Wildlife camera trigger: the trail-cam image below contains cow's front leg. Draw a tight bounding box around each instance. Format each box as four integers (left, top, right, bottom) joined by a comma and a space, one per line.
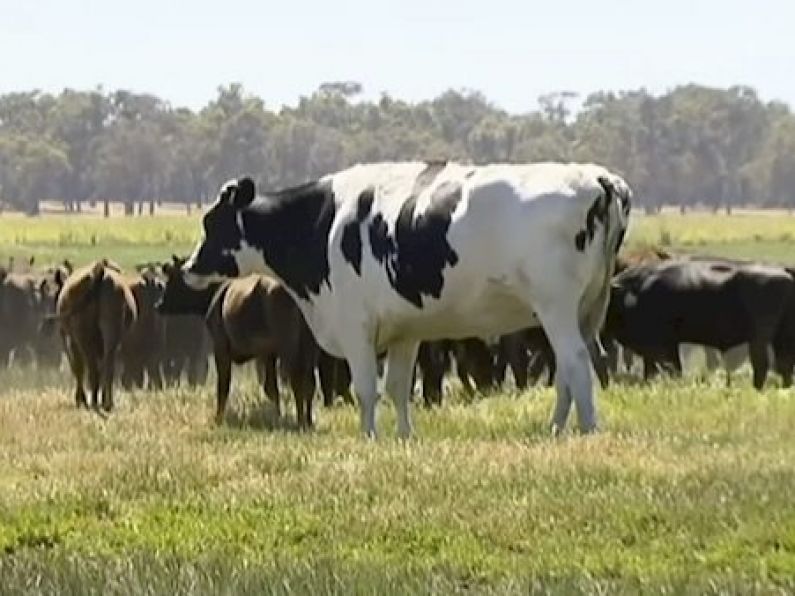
345, 342, 380, 439
385, 340, 420, 439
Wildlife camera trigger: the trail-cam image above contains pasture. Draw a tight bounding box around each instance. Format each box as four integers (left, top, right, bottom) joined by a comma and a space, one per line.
1, 209, 795, 594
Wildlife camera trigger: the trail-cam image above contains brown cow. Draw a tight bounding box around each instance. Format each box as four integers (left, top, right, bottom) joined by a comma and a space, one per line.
156, 257, 317, 429
51, 259, 137, 411
119, 270, 166, 390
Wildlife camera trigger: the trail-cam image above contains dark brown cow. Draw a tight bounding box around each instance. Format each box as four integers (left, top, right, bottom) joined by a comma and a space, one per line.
52, 259, 137, 411
415, 338, 497, 406
134, 262, 209, 388
119, 271, 166, 390
32, 260, 73, 367
605, 258, 794, 389
156, 258, 317, 428
318, 349, 353, 407
0, 268, 41, 367
161, 314, 210, 387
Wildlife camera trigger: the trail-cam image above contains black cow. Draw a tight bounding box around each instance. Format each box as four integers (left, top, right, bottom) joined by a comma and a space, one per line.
604, 258, 795, 389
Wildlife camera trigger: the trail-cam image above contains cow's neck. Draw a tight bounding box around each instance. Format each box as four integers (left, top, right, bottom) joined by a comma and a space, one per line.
175, 281, 222, 317
240, 182, 335, 301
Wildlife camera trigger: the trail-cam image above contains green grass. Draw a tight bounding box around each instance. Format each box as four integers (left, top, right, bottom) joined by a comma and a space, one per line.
3, 208, 795, 270
1, 365, 794, 594
0, 214, 199, 269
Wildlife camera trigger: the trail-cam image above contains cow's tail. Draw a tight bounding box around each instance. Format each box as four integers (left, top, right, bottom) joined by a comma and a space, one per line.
579, 175, 631, 343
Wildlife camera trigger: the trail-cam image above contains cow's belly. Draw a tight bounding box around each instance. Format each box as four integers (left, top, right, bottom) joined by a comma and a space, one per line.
374, 285, 542, 348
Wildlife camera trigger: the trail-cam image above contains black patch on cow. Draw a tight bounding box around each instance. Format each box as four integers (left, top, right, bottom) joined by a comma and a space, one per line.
575, 231, 587, 251
464, 169, 476, 179
341, 187, 376, 276
368, 170, 462, 308
357, 186, 374, 219
368, 214, 394, 263
240, 181, 337, 301
573, 178, 611, 252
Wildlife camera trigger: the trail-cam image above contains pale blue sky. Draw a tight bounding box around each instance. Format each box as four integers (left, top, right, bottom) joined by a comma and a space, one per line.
1, 0, 793, 112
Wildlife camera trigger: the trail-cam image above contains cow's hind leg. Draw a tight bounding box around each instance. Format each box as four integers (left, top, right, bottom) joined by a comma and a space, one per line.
533, 301, 596, 434
64, 336, 87, 408
259, 354, 280, 418
384, 340, 420, 439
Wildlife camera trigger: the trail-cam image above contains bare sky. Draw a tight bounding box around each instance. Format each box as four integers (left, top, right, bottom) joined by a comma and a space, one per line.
2, 0, 793, 112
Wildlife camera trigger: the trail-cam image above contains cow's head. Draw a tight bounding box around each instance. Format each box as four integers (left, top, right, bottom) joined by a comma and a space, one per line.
157, 255, 218, 317
183, 177, 261, 289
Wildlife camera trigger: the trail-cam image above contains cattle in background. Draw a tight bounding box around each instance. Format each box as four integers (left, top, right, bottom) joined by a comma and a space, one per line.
414, 338, 496, 406
415, 340, 451, 407
51, 259, 137, 410
161, 315, 210, 387
156, 260, 317, 428
605, 258, 794, 389
317, 349, 353, 407
0, 257, 71, 368
119, 270, 166, 390
0, 265, 41, 367
33, 260, 73, 368
136, 260, 209, 388
610, 245, 674, 376
183, 160, 631, 437
495, 327, 612, 390
772, 267, 795, 387
495, 331, 531, 390
678, 342, 751, 385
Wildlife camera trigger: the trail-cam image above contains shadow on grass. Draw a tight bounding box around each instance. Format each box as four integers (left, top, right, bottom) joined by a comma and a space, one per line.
220, 400, 323, 435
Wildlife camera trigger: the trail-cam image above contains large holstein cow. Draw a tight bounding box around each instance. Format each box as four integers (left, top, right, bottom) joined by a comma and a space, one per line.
604, 258, 794, 389
182, 161, 632, 437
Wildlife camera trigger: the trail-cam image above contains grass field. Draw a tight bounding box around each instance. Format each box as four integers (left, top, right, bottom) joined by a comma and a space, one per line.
1, 209, 795, 594
2, 207, 795, 269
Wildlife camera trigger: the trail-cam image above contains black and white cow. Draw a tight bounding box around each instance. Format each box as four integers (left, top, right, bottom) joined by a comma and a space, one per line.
183, 161, 632, 438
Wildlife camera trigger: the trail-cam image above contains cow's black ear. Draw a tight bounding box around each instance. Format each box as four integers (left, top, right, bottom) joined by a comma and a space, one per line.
232, 177, 256, 210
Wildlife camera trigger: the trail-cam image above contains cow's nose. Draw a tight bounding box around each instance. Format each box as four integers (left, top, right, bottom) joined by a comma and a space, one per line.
182, 270, 209, 290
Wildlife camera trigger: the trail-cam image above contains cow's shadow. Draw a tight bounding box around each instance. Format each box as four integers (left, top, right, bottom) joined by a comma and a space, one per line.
220, 401, 319, 434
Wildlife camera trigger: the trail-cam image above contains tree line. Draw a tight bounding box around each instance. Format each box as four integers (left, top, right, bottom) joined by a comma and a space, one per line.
0, 82, 794, 215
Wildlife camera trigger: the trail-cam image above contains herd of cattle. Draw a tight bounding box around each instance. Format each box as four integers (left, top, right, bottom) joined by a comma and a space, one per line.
3, 160, 795, 437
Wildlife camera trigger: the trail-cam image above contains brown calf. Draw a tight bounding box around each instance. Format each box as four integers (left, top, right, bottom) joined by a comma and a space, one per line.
156, 258, 317, 428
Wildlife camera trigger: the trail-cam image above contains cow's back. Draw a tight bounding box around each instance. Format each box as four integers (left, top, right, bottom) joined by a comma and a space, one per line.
325, 161, 626, 346
610, 260, 792, 351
